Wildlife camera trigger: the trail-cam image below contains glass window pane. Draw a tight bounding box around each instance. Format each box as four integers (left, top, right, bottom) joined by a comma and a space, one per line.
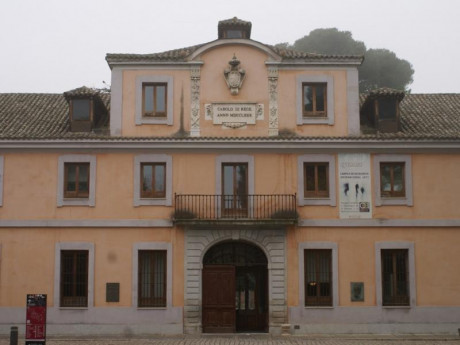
144, 86, 154, 113
142, 165, 153, 193
156, 86, 166, 112
393, 164, 404, 192
78, 165, 89, 192
223, 165, 234, 195
305, 164, 315, 191
381, 165, 392, 192
303, 85, 313, 112
317, 164, 328, 191
154, 165, 165, 193
66, 164, 76, 191
73, 99, 90, 121
316, 85, 325, 111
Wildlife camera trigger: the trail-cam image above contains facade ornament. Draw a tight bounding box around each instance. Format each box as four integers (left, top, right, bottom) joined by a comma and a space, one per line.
190, 66, 201, 136
268, 66, 279, 136
224, 54, 245, 95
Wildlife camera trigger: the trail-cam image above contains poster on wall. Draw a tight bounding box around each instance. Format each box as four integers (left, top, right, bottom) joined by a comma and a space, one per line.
338, 153, 372, 219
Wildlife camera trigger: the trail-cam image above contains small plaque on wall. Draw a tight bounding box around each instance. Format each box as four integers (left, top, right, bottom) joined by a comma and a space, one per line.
350, 282, 364, 302
106, 283, 120, 302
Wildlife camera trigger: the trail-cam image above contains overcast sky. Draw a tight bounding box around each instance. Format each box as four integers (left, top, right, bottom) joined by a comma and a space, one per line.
0, 0, 459, 94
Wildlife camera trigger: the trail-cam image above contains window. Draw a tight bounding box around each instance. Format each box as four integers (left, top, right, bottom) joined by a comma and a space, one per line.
381, 249, 409, 306
140, 163, 166, 198
299, 242, 338, 308
71, 99, 91, 121
57, 155, 96, 207
304, 162, 329, 198
296, 75, 334, 125
380, 162, 405, 198
375, 242, 415, 308
298, 155, 336, 206
142, 83, 167, 117
134, 154, 172, 206
60, 250, 88, 307
304, 249, 332, 306
133, 242, 172, 308
222, 163, 248, 215
64, 163, 90, 198
374, 155, 412, 206
138, 250, 166, 307
135, 76, 173, 125
302, 83, 327, 117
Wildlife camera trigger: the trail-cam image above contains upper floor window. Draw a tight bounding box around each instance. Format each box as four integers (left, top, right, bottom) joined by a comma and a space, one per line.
64, 163, 90, 199
298, 154, 336, 206
141, 163, 166, 198
303, 83, 327, 117
72, 99, 91, 121
57, 155, 96, 207
134, 154, 172, 206
135, 76, 173, 125
380, 162, 405, 198
373, 155, 412, 206
142, 83, 167, 118
304, 162, 329, 198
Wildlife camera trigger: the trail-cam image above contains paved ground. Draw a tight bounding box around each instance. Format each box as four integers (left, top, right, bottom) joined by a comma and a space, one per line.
1, 335, 460, 345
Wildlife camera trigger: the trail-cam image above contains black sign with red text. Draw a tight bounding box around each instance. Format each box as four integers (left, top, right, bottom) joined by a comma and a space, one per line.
26, 294, 46, 345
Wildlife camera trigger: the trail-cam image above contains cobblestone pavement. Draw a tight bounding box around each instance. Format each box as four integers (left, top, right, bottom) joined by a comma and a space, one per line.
1, 335, 460, 345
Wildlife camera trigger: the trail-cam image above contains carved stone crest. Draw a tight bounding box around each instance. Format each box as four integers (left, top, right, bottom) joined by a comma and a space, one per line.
224, 54, 245, 95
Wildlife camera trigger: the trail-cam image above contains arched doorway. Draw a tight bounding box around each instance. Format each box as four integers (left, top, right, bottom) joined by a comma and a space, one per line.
202, 241, 268, 333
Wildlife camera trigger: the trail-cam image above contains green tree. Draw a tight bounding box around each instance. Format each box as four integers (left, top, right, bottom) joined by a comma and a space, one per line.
279, 28, 414, 92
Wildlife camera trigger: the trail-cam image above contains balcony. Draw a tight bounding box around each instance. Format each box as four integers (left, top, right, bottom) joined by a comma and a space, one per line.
173, 194, 298, 227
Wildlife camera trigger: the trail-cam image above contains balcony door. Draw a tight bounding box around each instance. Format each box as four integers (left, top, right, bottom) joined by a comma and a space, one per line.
222, 163, 248, 217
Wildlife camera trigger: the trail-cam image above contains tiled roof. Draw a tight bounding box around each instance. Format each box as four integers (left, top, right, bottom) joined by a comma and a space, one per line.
0, 90, 110, 139
106, 43, 363, 64
0, 92, 459, 141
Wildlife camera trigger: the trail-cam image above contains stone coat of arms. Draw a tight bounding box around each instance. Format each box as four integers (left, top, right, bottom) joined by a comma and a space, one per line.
224, 54, 245, 95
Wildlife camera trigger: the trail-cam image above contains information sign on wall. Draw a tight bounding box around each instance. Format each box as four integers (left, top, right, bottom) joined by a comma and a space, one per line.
26, 294, 47, 345
338, 153, 372, 219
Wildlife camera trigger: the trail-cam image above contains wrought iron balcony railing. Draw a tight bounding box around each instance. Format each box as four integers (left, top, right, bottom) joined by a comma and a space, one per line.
173, 194, 297, 225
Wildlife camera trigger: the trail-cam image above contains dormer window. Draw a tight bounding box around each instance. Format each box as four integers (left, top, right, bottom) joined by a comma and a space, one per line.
64, 86, 109, 133
360, 88, 405, 134
218, 17, 251, 40
72, 99, 91, 121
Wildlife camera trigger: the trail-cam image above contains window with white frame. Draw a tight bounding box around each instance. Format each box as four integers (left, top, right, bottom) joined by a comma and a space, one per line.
299, 242, 338, 307
54, 242, 94, 308
296, 75, 334, 125
132, 242, 172, 308
134, 154, 172, 206
298, 154, 336, 206
135, 75, 173, 125
57, 155, 96, 207
375, 242, 416, 307
373, 154, 412, 206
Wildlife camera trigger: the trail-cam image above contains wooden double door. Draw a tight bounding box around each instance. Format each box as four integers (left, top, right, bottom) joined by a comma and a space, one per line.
202, 264, 268, 333
202, 241, 269, 333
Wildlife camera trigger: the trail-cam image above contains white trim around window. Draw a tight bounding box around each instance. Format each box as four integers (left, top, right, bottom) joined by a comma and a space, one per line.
298, 242, 339, 307
375, 241, 416, 307
373, 154, 413, 206
297, 154, 336, 206
0, 156, 3, 206
134, 154, 172, 206
135, 75, 174, 125
132, 242, 173, 308
296, 75, 334, 125
54, 242, 94, 309
57, 155, 96, 207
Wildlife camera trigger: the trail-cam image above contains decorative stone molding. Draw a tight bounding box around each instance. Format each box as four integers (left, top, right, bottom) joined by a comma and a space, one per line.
190, 67, 201, 137
224, 55, 245, 95
184, 228, 288, 335
268, 67, 279, 136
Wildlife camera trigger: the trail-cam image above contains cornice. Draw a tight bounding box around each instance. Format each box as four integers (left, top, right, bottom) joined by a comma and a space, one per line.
0, 138, 459, 153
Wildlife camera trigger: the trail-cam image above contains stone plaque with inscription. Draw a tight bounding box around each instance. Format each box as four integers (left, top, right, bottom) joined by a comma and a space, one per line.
205, 103, 263, 128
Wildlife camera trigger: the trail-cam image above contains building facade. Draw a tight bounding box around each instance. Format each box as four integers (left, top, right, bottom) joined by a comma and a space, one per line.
1, 18, 460, 336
